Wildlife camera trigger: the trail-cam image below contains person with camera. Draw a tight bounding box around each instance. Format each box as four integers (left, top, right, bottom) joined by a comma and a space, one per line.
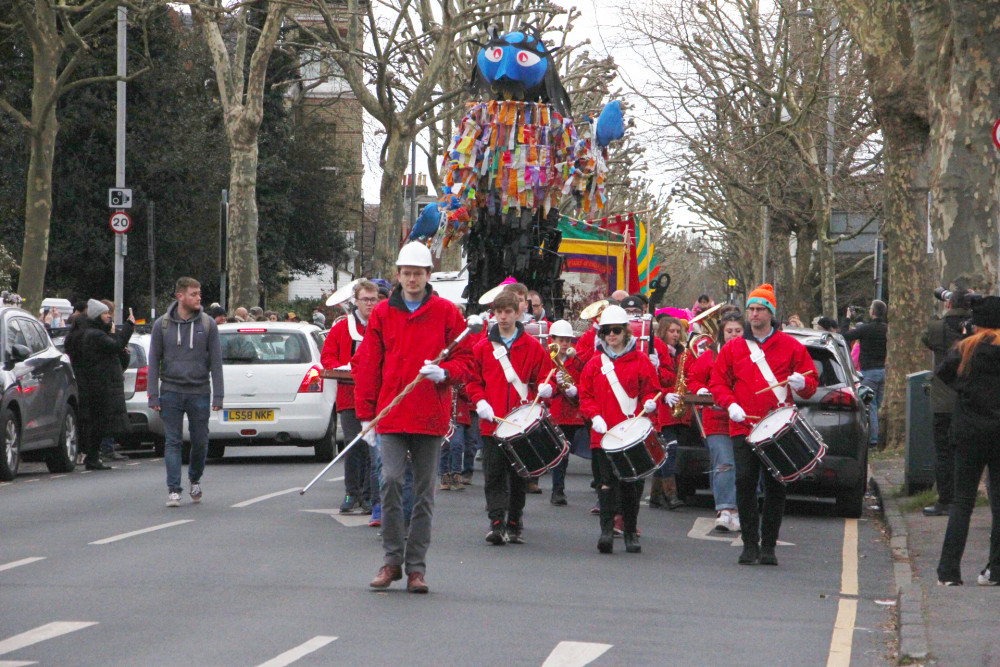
921, 288, 973, 516
842, 300, 888, 448
934, 296, 1000, 586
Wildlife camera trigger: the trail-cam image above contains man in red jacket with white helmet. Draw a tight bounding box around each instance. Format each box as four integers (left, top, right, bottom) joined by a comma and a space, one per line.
353, 242, 473, 594
710, 284, 818, 567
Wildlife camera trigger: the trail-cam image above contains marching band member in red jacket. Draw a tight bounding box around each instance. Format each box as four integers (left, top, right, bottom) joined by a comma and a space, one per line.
579, 305, 660, 555
710, 284, 818, 567
354, 243, 473, 594
321, 279, 378, 516
687, 310, 745, 533
545, 319, 587, 506
468, 290, 554, 545
653, 315, 695, 510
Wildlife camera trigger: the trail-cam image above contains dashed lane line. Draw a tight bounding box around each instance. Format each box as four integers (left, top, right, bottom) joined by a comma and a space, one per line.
255, 636, 338, 667
826, 518, 859, 667
541, 641, 612, 666
0, 557, 46, 573
0, 622, 98, 657
232, 488, 302, 508
89, 520, 194, 545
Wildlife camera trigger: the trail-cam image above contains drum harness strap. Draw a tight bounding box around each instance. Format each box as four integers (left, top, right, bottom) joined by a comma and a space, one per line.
347, 313, 364, 352
491, 341, 529, 402
745, 340, 789, 405
600, 354, 638, 416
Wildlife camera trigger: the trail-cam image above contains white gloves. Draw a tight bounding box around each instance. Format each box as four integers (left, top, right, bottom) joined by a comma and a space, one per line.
476, 400, 495, 422
467, 314, 483, 329
696, 387, 711, 397
564, 385, 578, 398
788, 372, 806, 392
537, 383, 553, 399
643, 399, 658, 414
556, 371, 570, 386
728, 403, 746, 423
665, 392, 682, 407
649, 353, 660, 368
420, 361, 447, 383
591, 415, 608, 434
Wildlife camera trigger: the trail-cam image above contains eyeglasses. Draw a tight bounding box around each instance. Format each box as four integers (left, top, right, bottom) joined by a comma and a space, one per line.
599, 326, 625, 336
357, 298, 378, 304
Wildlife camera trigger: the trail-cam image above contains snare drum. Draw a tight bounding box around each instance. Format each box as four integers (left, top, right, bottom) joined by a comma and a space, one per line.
494, 404, 570, 478
600, 416, 669, 481
746, 406, 827, 484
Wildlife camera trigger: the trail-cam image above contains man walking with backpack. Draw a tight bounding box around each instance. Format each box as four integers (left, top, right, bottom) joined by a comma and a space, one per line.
148, 277, 224, 507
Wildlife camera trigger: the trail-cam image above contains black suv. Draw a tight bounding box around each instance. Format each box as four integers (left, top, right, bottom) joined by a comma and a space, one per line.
1, 307, 79, 480
675, 327, 873, 517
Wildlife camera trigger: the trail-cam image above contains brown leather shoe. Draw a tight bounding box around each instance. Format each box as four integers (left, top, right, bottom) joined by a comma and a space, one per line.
369, 564, 402, 589
526, 481, 542, 494
407, 571, 429, 594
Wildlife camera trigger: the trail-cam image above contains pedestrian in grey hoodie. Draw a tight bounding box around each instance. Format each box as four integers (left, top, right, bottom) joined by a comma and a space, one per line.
148, 277, 224, 507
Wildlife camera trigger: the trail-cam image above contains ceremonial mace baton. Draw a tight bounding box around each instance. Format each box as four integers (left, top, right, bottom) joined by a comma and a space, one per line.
300, 327, 472, 495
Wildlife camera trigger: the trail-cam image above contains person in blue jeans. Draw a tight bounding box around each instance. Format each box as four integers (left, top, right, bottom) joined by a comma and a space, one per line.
842, 300, 887, 446
148, 277, 224, 508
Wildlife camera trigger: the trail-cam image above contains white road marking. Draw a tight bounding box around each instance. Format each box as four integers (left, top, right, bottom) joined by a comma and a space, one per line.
0, 557, 45, 573
24, 479, 39, 483
50, 475, 67, 479
299, 510, 370, 527
89, 520, 193, 545
232, 488, 302, 508
541, 641, 612, 667
255, 636, 338, 667
0, 659, 38, 666
324, 476, 345, 482
687, 517, 794, 546
126, 462, 141, 467
0, 622, 98, 656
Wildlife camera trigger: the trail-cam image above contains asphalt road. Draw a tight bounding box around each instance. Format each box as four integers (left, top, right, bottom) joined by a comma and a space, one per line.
2, 446, 896, 666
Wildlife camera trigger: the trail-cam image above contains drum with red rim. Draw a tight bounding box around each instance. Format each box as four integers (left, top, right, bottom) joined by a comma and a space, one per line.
746, 406, 827, 484
600, 415, 668, 481
494, 403, 570, 478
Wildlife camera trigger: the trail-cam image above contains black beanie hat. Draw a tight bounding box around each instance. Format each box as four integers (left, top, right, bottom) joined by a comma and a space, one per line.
972, 296, 1000, 329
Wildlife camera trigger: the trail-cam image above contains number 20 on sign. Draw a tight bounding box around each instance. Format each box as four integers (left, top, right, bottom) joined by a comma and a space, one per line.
109, 211, 132, 234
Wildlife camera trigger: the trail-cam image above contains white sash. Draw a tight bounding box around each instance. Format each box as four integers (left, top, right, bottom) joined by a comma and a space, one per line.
745, 339, 788, 404
600, 353, 637, 416
347, 314, 364, 343
491, 341, 529, 402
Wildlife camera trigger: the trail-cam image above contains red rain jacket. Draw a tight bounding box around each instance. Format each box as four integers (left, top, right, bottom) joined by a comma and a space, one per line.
657, 340, 695, 428
579, 341, 661, 448
321, 313, 365, 413
546, 352, 586, 426
687, 348, 729, 437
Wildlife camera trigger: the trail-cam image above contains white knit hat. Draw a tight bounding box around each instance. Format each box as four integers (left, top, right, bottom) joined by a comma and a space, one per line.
87, 298, 109, 320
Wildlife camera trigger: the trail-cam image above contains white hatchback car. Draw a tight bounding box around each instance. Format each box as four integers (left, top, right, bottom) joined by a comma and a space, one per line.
182, 322, 338, 461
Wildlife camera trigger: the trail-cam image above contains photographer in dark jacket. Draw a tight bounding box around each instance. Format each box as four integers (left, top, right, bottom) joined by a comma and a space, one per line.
934, 296, 1000, 586
921, 289, 972, 515
842, 300, 888, 447
64, 299, 135, 470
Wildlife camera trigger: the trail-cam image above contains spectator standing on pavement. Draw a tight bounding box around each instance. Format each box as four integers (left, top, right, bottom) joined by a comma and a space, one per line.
248, 306, 264, 321
233, 306, 249, 322
69, 300, 88, 324
934, 296, 1000, 587
921, 289, 972, 516
354, 243, 473, 594
321, 280, 377, 515
148, 278, 224, 508
710, 284, 818, 566
842, 300, 888, 448
64, 299, 135, 471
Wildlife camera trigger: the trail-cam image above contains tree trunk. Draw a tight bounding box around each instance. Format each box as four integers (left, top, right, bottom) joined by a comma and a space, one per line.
373, 130, 415, 277
17, 58, 60, 311
818, 214, 839, 318
226, 128, 261, 309
880, 116, 933, 450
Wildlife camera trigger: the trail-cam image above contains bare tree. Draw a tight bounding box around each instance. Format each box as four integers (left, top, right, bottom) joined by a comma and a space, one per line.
190, 0, 288, 308
0, 0, 152, 309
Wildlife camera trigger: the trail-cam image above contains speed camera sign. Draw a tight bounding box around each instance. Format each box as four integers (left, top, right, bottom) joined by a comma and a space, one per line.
109, 211, 132, 234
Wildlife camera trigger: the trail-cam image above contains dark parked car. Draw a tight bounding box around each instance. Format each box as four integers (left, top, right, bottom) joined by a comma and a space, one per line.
675, 327, 873, 517
1, 307, 80, 480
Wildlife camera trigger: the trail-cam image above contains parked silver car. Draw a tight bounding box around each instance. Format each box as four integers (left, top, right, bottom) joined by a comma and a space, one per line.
121, 332, 166, 456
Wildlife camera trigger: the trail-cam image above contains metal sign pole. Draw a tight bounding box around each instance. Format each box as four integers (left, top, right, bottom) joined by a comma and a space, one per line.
113, 6, 127, 325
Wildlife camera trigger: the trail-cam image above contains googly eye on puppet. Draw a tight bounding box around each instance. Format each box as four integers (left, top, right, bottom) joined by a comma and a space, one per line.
470, 25, 572, 116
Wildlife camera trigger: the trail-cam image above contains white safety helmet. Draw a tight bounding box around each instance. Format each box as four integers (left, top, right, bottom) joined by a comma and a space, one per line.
549, 319, 576, 338
396, 242, 433, 268
598, 304, 629, 327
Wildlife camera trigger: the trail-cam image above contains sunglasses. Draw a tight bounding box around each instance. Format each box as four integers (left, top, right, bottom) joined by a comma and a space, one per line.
599, 326, 625, 336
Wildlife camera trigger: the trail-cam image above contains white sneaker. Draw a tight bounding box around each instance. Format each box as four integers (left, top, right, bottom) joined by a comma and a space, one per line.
190, 483, 202, 504
727, 512, 741, 533
978, 566, 995, 586
715, 510, 731, 532
166, 492, 181, 507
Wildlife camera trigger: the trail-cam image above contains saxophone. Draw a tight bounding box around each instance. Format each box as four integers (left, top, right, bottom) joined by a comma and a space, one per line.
672, 343, 690, 419
548, 343, 577, 400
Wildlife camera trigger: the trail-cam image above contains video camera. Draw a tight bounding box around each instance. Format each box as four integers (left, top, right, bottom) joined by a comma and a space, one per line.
934, 287, 981, 310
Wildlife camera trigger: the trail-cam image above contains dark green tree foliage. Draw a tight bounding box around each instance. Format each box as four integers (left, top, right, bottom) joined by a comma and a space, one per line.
0, 5, 345, 315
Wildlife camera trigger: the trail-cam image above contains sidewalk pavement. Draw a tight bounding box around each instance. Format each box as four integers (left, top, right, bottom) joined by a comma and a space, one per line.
870, 456, 998, 665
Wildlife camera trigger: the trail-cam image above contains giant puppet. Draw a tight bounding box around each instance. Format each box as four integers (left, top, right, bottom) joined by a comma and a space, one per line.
408, 26, 624, 316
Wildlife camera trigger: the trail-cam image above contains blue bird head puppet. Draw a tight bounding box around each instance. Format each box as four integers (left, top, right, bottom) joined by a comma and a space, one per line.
471, 26, 572, 116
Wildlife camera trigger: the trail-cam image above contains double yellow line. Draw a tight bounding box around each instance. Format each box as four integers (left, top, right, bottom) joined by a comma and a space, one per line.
827, 519, 859, 666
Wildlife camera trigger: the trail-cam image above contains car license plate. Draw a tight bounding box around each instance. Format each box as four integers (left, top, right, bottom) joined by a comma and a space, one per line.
224, 409, 275, 422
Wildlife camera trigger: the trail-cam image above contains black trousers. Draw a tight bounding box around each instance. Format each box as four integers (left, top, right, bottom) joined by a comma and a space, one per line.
734, 435, 786, 548
593, 448, 643, 533
933, 413, 955, 505
483, 435, 526, 523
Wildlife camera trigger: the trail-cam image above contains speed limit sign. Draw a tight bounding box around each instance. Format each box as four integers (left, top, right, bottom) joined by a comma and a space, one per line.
109, 211, 132, 234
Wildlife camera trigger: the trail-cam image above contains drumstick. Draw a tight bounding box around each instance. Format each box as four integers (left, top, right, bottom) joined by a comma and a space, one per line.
530, 368, 557, 408
755, 370, 815, 395
492, 415, 520, 427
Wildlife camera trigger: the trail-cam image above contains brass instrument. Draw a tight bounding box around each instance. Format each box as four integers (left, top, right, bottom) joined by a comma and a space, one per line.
579, 299, 610, 320
671, 343, 691, 419
548, 343, 577, 398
